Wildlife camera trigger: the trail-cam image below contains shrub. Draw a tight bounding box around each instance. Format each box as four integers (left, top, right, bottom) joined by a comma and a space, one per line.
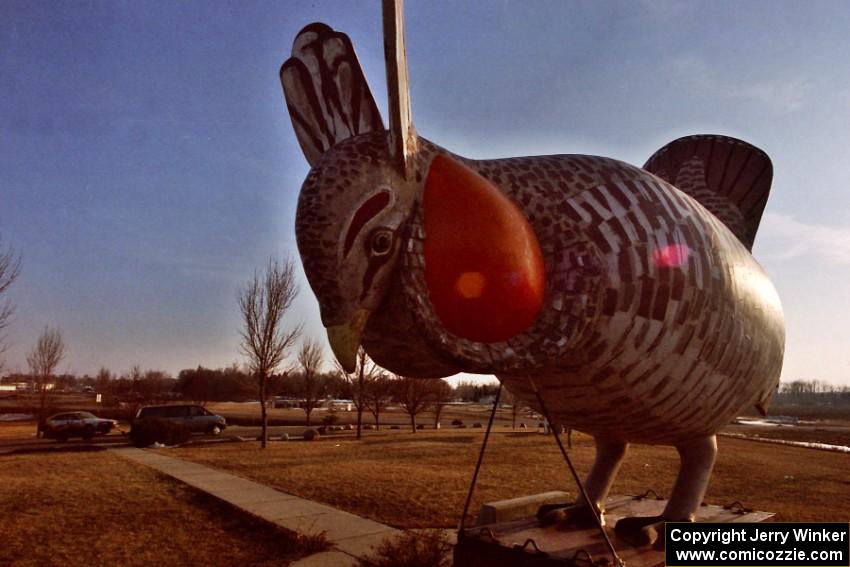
303, 428, 320, 441
451, 419, 463, 426
295, 532, 330, 557
358, 530, 451, 567
129, 418, 190, 447
472, 422, 483, 428
322, 412, 339, 426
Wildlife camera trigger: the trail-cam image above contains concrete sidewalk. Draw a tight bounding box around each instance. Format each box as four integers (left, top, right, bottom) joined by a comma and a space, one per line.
113, 447, 400, 566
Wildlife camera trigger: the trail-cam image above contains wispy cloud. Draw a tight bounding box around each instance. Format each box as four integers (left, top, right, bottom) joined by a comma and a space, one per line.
757, 212, 850, 265
666, 56, 807, 114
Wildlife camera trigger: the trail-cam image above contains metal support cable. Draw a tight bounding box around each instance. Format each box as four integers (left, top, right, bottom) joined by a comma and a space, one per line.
458, 383, 502, 534
528, 377, 625, 567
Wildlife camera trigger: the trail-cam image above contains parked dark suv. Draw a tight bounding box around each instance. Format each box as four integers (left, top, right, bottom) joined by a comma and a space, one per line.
39, 411, 118, 442
133, 404, 226, 435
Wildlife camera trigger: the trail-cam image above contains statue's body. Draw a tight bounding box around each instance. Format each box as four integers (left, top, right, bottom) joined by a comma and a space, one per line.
281, 15, 784, 544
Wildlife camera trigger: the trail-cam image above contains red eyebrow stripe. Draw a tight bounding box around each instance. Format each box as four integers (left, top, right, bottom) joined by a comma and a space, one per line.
343, 191, 391, 256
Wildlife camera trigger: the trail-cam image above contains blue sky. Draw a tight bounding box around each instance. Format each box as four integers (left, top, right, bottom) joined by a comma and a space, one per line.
2, 1, 849, 386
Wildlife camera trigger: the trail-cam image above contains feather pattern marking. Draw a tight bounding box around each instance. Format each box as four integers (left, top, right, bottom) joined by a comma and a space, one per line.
281, 23, 384, 166
644, 135, 773, 251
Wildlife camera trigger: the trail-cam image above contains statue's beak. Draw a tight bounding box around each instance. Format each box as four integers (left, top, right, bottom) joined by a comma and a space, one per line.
326, 308, 371, 373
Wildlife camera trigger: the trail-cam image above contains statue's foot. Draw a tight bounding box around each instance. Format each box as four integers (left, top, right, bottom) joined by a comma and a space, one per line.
537, 503, 602, 529
613, 515, 666, 548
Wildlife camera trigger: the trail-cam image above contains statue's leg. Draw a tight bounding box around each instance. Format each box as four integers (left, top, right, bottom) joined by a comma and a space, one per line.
539, 437, 627, 527
663, 434, 718, 520
615, 434, 717, 546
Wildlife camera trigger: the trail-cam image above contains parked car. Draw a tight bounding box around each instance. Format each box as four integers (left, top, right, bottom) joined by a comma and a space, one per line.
133, 404, 226, 435
39, 411, 118, 442
273, 397, 299, 409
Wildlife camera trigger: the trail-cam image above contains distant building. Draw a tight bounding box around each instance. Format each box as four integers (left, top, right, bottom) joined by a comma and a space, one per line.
0, 382, 38, 392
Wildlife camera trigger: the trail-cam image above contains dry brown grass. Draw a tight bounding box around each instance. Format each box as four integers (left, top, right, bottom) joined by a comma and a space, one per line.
0, 421, 38, 439
168, 429, 850, 528
725, 423, 850, 447
0, 392, 101, 412
0, 450, 326, 567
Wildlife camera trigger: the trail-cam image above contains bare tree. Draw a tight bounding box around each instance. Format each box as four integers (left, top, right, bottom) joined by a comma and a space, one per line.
336, 347, 380, 439
128, 364, 142, 399
502, 387, 526, 430
431, 379, 452, 429
96, 367, 112, 393
26, 326, 66, 433
297, 338, 325, 426
138, 369, 174, 403
239, 258, 301, 448
0, 235, 21, 371
364, 373, 393, 430
393, 375, 434, 433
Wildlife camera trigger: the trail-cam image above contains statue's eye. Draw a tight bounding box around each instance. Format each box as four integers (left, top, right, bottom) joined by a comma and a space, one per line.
343, 190, 391, 257
369, 229, 393, 256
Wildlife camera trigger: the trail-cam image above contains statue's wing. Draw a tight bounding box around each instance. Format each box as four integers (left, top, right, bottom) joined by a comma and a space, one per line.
644, 135, 773, 251
280, 23, 384, 166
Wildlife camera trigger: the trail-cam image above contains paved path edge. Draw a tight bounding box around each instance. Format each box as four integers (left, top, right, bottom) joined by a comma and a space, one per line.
110, 446, 401, 566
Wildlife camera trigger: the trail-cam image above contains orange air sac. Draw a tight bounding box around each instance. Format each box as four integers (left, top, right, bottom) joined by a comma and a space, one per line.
423, 155, 546, 343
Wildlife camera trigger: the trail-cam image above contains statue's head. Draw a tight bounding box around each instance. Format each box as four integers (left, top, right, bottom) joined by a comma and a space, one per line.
294, 133, 419, 371
281, 22, 422, 371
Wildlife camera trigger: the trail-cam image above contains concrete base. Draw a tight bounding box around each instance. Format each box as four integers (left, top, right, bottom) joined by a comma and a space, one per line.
476, 491, 570, 526
456, 493, 774, 567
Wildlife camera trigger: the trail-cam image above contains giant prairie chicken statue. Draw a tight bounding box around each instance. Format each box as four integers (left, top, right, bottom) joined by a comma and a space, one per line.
280, 6, 784, 544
